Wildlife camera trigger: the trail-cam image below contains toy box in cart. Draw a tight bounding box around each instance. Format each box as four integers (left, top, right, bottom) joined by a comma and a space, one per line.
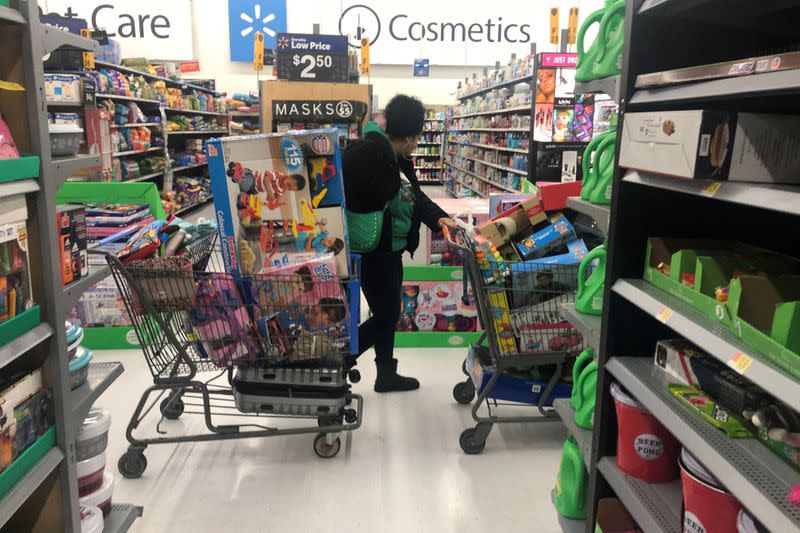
206, 129, 350, 277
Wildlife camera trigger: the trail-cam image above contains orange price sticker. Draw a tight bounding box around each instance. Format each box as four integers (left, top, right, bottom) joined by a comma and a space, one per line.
728, 352, 753, 374
80, 29, 95, 69
700, 182, 721, 197
655, 306, 673, 323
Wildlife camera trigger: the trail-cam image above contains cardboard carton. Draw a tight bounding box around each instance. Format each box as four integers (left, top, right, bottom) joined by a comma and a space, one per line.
476, 197, 546, 247
513, 213, 577, 260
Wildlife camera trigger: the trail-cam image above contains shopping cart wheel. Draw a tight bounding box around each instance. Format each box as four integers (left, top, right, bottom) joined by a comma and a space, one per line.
453, 381, 475, 405
118, 450, 148, 479
348, 369, 361, 383
459, 428, 486, 455
344, 408, 358, 424
313, 433, 341, 459
160, 397, 185, 420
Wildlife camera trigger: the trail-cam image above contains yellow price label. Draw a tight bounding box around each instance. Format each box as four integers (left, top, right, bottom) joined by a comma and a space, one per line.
360, 37, 370, 75
701, 182, 721, 197
80, 29, 95, 69
567, 7, 579, 45
728, 352, 753, 374
550, 8, 560, 44
655, 306, 673, 323
253, 32, 265, 72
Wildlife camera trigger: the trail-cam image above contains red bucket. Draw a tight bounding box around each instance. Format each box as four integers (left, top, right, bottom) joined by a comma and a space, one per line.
680, 448, 742, 533
611, 382, 680, 482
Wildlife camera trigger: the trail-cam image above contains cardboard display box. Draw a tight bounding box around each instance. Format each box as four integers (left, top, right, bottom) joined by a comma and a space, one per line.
476, 197, 546, 248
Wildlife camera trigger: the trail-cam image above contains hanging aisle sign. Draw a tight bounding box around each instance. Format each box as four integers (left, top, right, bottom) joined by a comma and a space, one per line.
273, 100, 366, 121
275, 33, 349, 82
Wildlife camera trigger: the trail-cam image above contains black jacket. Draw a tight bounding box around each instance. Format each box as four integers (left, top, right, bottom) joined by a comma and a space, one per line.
342, 129, 447, 256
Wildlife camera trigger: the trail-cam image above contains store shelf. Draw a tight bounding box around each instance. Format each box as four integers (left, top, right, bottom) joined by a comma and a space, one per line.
623, 170, 800, 217
164, 108, 228, 117
459, 180, 485, 197
51, 153, 102, 181
606, 356, 800, 532
596, 457, 682, 533
0, 179, 40, 199
45, 100, 82, 107
576, 76, 621, 103
111, 122, 161, 129
451, 106, 532, 119
418, 180, 442, 185
612, 278, 800, 413
230, 110, 259, 116
113, 147, 163, 157
172, 161, 208, 172
62, 264, 111, 309
0, 448, 64, 529
457, 74, 535, 100
566, 197, 610, 234
0, 6, 25, 24
97, 93, 161, 105
71, 362, 124, 424
168, 130, 227, 135
560, 302, 602, 349
104, 504, 143, 533
471, 142, 529, 154
423, 129, 444, 133
411, 153, 440, 157
124, 171, 164, 183
0, 323, 54, 373
553, 399, 592, 467
415, 166, 442, 170
459, 127, 530, 133
476, 160, 527, 176
174, 196, 213, 216
446, 162, 519, 193
94, 60, 225, 97
629, 68, 800, 105
41, 24, 98, 55
418, 142, 442, 145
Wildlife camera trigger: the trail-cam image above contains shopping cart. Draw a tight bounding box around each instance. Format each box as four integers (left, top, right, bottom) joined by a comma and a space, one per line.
100, 233, 363, 479
444, 227, 584, 454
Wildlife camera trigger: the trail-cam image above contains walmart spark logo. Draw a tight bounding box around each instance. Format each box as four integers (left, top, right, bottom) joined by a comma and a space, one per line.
229, 0, 287, 62
277, 36, 289, 49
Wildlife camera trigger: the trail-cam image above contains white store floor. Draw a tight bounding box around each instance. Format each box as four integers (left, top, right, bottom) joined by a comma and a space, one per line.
93, 347, 567, 533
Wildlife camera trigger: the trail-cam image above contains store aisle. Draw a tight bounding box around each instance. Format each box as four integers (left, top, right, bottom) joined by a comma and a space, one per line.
94, 348, 565, 533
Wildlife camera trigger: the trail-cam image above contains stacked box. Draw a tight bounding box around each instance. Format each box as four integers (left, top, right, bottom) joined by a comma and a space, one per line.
56, 205, 88, 286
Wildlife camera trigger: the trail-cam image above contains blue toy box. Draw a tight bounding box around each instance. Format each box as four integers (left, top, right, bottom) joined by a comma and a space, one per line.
513, 212, 577, 260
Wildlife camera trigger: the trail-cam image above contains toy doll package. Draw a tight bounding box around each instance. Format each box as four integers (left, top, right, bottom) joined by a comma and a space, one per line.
207, 129, 349, 277
396, 280, 478, 333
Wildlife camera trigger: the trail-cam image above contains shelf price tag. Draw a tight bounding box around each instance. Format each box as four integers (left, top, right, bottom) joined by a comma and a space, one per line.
567, 7, 579, 44
80, 29, 95, 69
700, 182, 721, 197
655, 306, 673, 323
550, 8, 560, 44
253, 32, 265, 72
728, 352, 753, 374
276, 33, 349, 82
360, 37, 370, 76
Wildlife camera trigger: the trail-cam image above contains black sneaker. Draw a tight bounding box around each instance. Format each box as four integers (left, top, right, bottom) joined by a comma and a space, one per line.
374, 360, 420, 393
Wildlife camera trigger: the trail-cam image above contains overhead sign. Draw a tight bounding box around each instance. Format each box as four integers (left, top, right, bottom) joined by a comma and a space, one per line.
273, 100, 366, 121
288, 0, 604, 66
229, 0, 287, 62
38, 0, 193, 60
275, 33, 349, 82
413, 58, 429, 77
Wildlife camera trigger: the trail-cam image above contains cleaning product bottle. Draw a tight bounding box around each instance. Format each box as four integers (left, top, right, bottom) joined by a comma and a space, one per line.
591, 0, 627, 80
575, 0, 616, 82
553, 436, 589, 519
579, 133, 610, 201
571, 348, 595, 408
574, 360, 598, 430
575, 244, 607, 315
588, 133, 617, 205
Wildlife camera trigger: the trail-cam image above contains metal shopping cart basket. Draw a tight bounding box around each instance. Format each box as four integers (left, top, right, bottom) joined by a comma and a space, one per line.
101, 233, 363, 478
444, 227, 584, 454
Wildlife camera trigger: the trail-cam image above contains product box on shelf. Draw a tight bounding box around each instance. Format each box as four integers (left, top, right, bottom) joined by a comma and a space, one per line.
728, 114, 800, 184
476, 197, 546, 247
537, 181, 583, 211
0, 368, 51, 474
756, 425, 800, 472
56, 204, 88, 286
654, 338, 707, 386
72, 280, 132, 328
643, 237, 800, 327
206, 129, 349, 276
513, 213, 577, 261
534, 142, 588, 183
669, 385, 752, 438
727, 275, 800, 381
0, 220, 34, 323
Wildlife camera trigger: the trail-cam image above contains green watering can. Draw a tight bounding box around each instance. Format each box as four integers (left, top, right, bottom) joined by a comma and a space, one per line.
580, 132, 611, 201
575, 0, 617, 82
553, 436, 588, 519
592, 0, 626, 79
574, 360, 598, 430
587, 133, 617, 205
571, 348, 595, 408
575, 244, 607, 316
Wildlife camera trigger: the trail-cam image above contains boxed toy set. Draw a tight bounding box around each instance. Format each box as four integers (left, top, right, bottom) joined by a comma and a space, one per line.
0, 220, 34, 323
396, 279, 478, 333
207, 129, 349, 277
620, 110, 800, 184
56, 204, 88, 286
0, 368, 52, 474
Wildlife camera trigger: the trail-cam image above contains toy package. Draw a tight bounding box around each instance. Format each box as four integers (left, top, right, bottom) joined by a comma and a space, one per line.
396, 281, 478, 333
0, 221, 34, 322
72, 280, 132, 328
0, 368, 51, 473
509, 293, 582, 353
513, 213, 577, 260
207, 129, 349, 276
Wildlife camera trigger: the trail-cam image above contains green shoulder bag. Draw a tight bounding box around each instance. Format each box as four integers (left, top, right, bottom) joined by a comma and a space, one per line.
346, 206, 386, 254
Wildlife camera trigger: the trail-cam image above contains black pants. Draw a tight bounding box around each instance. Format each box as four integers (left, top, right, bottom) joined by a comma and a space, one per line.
358, 251, 404, 366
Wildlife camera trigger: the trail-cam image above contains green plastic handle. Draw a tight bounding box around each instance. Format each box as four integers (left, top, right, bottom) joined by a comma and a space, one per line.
592, 133, 618, 179
577, 7, 607, 57
577, 244, 607, 299
595, 0, 627, 59
575, 360, 598, 411
572, 348, 595, 387
581, 132, 610, 184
